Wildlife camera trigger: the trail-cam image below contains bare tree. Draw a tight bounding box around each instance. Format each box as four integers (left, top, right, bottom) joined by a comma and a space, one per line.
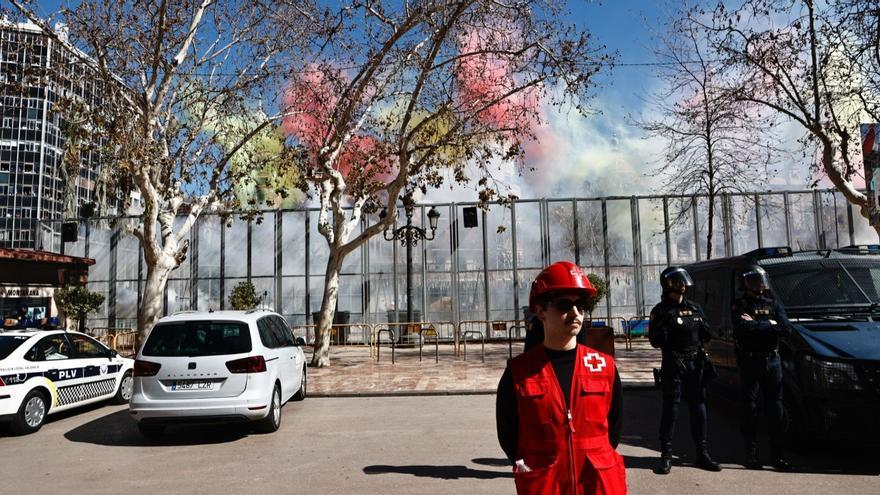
637, 12, 774, 260
832, 1, 880, 123
8, 0, 322, 340
283, 1, 613, 366
703, 0, 880, 235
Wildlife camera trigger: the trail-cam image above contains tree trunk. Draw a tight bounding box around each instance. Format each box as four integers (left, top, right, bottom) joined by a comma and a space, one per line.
311, 250, 344, 367
816, 140, 880, 238
706, 196, 715, 260
137, 258, 174, 343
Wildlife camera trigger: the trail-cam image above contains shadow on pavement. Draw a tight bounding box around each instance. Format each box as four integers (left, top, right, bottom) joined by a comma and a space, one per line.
0, 401, 113, 437
363, 464, 512, 480
621, 388, 880, 476
63, 409, 250, 446
471, 457, 511, 467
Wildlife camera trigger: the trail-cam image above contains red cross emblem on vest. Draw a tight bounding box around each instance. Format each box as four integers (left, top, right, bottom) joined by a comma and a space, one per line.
584, 352, 606, 372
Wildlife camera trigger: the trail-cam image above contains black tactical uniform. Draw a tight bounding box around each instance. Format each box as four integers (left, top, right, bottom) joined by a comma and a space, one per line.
648, 266, 720, 474
731, 265, 792, 470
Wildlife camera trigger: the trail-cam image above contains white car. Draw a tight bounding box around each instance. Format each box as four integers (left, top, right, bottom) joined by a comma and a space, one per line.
129, 310, 307, 437
0, 329, 134, 435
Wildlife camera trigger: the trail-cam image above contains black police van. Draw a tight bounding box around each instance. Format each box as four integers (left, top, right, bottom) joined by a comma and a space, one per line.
685, 246, 880, 443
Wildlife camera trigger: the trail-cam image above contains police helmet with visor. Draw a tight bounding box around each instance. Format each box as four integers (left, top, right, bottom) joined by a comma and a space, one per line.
660, 266, 694, 294
741, 265, 771, 295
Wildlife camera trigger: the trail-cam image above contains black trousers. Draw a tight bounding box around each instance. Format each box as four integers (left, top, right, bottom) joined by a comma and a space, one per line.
738, 353, 784, 453
659, 358, 707, 453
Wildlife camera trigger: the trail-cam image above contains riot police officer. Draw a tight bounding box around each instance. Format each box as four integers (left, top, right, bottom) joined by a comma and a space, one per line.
648, 266, 721, 474
731, 265, 792, 471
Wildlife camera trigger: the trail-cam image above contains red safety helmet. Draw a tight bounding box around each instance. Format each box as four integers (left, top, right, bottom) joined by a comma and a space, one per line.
529, 261, 597, 310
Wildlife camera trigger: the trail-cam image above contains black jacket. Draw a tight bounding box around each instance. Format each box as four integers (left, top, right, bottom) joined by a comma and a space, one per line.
731, 294, 792, 354
648, 297, 712, 353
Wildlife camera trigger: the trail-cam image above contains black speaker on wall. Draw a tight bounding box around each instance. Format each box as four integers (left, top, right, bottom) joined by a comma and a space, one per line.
463, 206, 478, 228
61, 222, 78, 243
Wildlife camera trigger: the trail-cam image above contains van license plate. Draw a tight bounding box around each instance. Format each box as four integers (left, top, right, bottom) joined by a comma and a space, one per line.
171, 381, 215, 391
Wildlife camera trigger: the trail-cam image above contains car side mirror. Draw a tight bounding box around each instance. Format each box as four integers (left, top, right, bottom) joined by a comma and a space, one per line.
109, 349, 118, 358
295, 337, 306, 346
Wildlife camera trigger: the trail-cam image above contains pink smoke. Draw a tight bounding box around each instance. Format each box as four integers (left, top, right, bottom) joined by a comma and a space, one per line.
455, 28, 540, 135
282, 66, 337, 149
282, 65, 396, 182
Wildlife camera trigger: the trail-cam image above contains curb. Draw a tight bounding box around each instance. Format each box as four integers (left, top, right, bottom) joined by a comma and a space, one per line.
310, 382, 656, 398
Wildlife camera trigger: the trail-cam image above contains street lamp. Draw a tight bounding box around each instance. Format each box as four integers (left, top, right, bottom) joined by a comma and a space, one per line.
379, 199, 441, 326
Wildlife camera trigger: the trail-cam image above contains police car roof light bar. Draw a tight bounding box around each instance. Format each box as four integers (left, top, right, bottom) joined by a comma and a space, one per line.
744, 246, 793, 259
838, 244, 880, 255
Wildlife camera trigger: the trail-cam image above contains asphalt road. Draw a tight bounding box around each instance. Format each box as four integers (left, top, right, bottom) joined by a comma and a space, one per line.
1, 390, 878, 494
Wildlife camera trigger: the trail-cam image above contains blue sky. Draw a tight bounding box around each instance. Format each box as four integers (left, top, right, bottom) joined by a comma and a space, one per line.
32, 0, 665, 106
28, 1, 799, 200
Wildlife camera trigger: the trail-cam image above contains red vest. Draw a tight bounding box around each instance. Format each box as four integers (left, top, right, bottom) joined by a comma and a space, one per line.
509, 344, 627, 495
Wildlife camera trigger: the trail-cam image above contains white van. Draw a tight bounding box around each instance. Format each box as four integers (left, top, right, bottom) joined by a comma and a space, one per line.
129, 310, 306, 437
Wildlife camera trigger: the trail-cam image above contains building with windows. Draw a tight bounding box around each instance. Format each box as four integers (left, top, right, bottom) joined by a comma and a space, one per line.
0, 19, 108, 249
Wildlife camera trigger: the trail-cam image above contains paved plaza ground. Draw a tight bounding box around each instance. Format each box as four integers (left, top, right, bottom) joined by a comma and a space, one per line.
1, 391, 878, 494
306, 338, 658, 396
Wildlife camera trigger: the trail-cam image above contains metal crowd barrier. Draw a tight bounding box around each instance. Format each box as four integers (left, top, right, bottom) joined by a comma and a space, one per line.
112, 331, 139, 357
290, 324, 317, 345
458, 320, 489, 342
88, 327, 139, 357
419, 327, 439, 363
461, 330, 485, 362
380, 321, 424, 346
326, 323, 373, 346
375, 328, 395, 364
507, 325, 527, 359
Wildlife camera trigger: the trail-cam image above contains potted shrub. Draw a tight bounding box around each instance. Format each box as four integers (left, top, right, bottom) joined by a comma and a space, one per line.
229, 281, 262, 310
54, 285, 106, 332
586, 273, 608, 325
584, 274, 615, 356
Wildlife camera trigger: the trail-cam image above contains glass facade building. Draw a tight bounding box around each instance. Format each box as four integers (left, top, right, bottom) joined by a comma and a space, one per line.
25, 189, 876, 333
0, 21, 107, 248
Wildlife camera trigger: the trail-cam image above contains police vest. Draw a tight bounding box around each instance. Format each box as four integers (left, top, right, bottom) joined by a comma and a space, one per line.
509, 344, 627, 495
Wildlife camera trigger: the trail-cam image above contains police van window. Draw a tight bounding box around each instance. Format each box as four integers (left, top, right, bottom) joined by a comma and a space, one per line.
702, 276, 727, 330
0, 335, 29, 360
69, 334, 108, 358
765, 259, 880, 307
27, 335, 72, 361
688, 272, 710, 307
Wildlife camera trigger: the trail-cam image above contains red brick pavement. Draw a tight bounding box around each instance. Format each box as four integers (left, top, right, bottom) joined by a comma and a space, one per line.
305, 339, 661, 396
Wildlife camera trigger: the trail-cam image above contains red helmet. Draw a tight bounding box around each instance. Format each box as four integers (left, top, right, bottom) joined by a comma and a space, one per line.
529, 261, 597, 310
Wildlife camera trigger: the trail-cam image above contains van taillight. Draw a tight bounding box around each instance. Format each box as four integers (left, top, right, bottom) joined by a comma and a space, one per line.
133, 360, 161, 377
226, 356, 267, 374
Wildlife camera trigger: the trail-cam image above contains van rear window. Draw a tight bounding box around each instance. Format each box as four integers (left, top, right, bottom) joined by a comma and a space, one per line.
0, 335, 29, 360
142, 322, 252, 357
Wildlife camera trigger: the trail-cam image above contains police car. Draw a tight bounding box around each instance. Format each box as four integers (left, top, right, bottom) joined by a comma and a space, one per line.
0, 329, 134, 435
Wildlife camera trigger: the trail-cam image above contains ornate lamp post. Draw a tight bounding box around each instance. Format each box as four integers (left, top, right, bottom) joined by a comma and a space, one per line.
380, 198, 441, 325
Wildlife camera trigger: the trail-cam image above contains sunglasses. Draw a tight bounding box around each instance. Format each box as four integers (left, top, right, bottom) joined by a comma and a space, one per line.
550, 297, 589, 313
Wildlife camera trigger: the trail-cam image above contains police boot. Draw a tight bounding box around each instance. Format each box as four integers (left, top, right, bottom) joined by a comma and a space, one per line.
654, 454, 672, 475
744, 442, 762, 470
771, 449, 792, 472
654, 444, 673, 475
696, 449, 722, 472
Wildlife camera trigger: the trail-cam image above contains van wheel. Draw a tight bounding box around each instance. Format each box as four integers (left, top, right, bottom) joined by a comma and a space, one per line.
10, 390, 49, 435
255, 385, 281, 433
113, 371, 133, 404
292, 366, 307, 401
137, 423, 166, 438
